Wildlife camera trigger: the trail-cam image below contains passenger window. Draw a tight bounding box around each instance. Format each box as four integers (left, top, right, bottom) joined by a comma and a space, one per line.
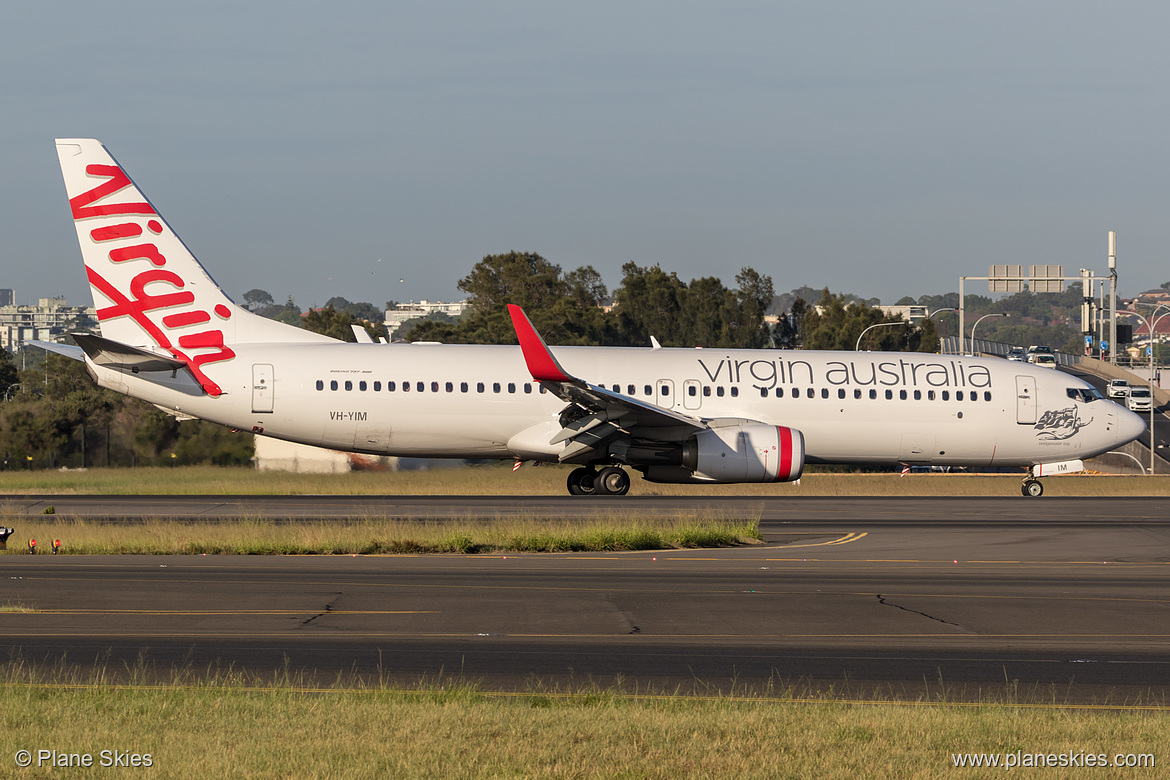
524, 383, 532, 394
838, 388, 846, 399
493, 382, 501, 393
775, 387, 784, 398
345, 380, 353, 391
628, 385, 636, 395
315, 380, 324, 391
644, 385, 653, 396
703, 386, 711, 397
759, 388, 768, 398
885, 389, 893, 400
956, 390, 964, 401
731, 387, 738, 397
688, 385, 697, 396
806, 388, 814, 399
508, 382, 516, 393
403, 382, 410, 392
461, 382, 468, 393
431, 382, 439, 392
539, 386, 547, 394
869, 389, 877, 399
388, 381, 396, 391
853, 389, 861, 399
359, 381, 367, 391
942, 391, 949, 401
899, 390, 907, 400
374, 381, 381, 391
446, 382, 453, 393
821, 388, 829, 399
914, 390, 921, 400
984, 391, 992, 402
928, 390, 935, 400
717, 387, 725, 397
330, 380, 338, 391
416, 382, 424, 392
477, 382, 485, 393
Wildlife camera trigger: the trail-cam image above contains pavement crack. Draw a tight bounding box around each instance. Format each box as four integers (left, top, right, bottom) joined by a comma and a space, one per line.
875, 594, 962, 628
300, 592, 343, 627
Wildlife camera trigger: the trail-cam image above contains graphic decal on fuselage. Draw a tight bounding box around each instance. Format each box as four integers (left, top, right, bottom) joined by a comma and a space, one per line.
697, 356, 993, 392
70, 164, 234, 396
1034, 406, 1092, 440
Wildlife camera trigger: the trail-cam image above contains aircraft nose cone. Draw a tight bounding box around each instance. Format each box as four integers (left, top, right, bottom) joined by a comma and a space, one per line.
1117, 407, 1148, 446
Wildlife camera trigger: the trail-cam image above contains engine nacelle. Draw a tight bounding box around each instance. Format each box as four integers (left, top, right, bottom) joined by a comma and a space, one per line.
641, 424, 805, 484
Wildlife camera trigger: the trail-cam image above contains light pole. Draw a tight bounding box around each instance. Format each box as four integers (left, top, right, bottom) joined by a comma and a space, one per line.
1119, 310, 1157, 475
855, 321, 902, 352
926, 307, 957, 346
968, 313, 1006, 356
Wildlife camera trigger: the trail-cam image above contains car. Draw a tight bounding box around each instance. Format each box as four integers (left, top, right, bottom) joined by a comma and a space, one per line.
1107, 379, 1130, 399
1006, 347, 1026, 362
1026, 345, 1054, 364
1127, 386, 1153, 412
1031, 354, 1057, 369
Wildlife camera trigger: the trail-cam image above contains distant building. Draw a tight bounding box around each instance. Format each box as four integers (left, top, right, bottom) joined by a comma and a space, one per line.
878, 304, 928, 323
254, 436, 397, 473
0, 289, 13, 307
384, 299, 469, 340
0, 297, 97, 352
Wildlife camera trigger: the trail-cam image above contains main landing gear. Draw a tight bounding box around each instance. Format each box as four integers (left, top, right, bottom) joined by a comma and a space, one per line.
567, 466, 631, 496
1021, 478, 1044, 498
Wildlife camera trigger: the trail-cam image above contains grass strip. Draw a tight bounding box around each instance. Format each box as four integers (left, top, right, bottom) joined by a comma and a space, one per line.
0, 464, 1169, 496
0, 664, 1164, 780
0, 513, 762, 555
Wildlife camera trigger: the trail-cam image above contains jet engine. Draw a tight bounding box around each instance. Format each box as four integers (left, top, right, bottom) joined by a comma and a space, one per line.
639, 423, 805, 484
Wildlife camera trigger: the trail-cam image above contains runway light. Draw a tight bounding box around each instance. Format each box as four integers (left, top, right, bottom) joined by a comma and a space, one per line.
953, 560, 958, 564
28, 539, 36, 554
52, 539, 60, 554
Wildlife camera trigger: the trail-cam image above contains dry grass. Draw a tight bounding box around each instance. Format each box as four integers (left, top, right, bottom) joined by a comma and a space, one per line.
0, 464, 1168, 497
0, 513, 761, 555
0, 664, 1163, 780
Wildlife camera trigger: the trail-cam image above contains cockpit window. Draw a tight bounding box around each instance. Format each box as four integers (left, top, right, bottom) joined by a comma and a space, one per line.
1066, 387, 1102, 403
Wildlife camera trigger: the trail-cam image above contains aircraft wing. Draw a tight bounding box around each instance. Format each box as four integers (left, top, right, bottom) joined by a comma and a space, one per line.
508, 305, 705, 460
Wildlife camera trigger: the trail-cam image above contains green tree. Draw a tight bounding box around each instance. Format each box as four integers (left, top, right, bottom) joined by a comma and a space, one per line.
302, 305, 361, 342
243, 289, 275, 311
0, 348, 18, 399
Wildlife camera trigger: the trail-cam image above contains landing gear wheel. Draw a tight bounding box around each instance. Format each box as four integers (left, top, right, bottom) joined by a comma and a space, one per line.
1021, 479, 1044, 498
596, 466, 631, 496
567, 468, 598, 496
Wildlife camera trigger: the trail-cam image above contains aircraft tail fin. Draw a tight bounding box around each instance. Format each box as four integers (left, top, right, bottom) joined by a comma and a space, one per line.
55, 139, 335, 395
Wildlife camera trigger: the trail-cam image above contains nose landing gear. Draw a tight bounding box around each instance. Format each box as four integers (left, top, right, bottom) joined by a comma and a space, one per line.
1021, 478, 1044, 497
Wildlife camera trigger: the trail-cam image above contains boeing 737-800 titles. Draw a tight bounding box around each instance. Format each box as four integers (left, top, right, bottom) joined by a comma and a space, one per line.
43, 139, 1146, 497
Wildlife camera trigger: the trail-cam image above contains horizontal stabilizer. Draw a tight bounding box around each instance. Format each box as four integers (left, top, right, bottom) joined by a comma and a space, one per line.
26, 340, 85, 362
72, 332, 189, 372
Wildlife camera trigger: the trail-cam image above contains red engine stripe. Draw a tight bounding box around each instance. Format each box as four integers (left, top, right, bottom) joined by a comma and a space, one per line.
776, 426, 793, 481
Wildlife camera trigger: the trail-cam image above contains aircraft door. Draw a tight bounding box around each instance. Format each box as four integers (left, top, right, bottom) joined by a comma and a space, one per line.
252, 364, 274, 413
1015, 375, 1036, 425
655, 379, 675, 408
682, 379, 702, 410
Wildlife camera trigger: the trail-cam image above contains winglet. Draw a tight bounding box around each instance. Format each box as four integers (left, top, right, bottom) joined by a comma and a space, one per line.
507, 304, 575, 382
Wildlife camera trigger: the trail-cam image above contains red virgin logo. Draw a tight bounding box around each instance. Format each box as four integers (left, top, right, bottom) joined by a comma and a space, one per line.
71, 163, 234, 397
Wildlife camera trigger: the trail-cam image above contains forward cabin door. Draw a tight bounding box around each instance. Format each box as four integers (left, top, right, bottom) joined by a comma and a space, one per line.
682, 379, 702, 410
1015, 375, 1036, 425
252, 364, 274, 413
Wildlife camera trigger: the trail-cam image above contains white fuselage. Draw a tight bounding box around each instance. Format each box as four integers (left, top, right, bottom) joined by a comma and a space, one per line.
91, 342, 1143, 468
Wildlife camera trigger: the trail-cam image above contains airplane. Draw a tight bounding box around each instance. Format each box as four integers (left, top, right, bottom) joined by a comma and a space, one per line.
43, 138, 1147, 498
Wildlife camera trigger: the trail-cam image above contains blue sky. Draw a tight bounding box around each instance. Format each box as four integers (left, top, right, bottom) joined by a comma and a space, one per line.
2, 1, 1168, 310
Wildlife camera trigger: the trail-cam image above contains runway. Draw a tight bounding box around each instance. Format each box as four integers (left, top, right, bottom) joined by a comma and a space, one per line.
2, 496, 1169, 701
